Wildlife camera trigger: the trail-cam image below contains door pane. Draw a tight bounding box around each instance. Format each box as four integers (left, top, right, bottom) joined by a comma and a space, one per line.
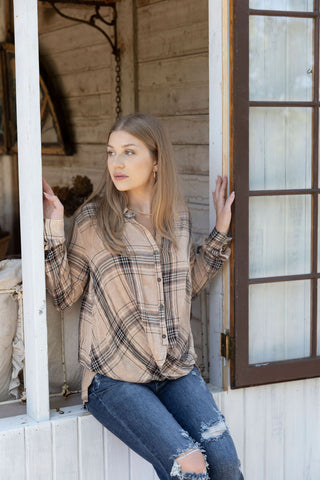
318, 280, 320, 356
250, 107, 312, 190
249, 195, 311, 278
249, 280, 311, 364
249, 0, 313, 10
318, 197, 320, 272
250, 16, 313, 101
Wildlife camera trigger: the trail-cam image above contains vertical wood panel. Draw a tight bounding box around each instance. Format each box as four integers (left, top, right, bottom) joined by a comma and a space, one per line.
52, 417, 79, 480
105, 429, 130, 479
117, 0, 136, 114
243, 386, 266, 479
304, 378, 320, 479
283, 381, 305, 479
25, 423, 52, 480
0, 428, 25, 480
78, 415, 104, 480
130, 449, 155, 480
264, 384, 285, 480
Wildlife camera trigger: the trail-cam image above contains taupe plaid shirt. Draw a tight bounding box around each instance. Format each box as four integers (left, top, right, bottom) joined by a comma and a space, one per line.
44, 204, 231, 403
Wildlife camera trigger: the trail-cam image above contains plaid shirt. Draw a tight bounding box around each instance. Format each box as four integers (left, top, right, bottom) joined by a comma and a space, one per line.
44, 204, 231, 403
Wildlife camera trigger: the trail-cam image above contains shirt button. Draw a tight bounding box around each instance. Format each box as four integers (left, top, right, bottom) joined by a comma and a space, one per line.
160, 304, 164, 310
162, 334, 167, 339
157, 277, 162, 282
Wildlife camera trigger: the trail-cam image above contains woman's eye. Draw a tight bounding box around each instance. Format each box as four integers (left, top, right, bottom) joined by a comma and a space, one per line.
125, 150, 134, 155
107, 151, 115, 156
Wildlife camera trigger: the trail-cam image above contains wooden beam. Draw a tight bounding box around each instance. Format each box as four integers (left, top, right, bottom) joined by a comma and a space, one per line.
13, 0, 50, 421
38, 0, 118, 5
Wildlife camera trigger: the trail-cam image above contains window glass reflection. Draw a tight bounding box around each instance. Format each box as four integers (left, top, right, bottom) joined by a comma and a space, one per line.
250, 16, 313, 101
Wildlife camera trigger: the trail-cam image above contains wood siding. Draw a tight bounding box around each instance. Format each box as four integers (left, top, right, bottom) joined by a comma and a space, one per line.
136, 0, 209, 240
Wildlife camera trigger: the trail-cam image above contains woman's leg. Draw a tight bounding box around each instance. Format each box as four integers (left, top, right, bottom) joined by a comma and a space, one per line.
85, 373, 210, 480
157, 367, 244, 480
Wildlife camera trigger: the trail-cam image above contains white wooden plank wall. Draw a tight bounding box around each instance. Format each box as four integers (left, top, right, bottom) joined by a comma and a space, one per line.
136, 0, 209, 231
1, 378, 320, 479
38, 4, 115, 189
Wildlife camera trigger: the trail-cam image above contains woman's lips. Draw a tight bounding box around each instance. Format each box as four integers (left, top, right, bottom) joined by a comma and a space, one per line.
114, 174, 128, 180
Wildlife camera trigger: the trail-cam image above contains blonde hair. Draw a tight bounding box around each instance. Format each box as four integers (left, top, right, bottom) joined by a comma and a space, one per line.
82, 113, 184, 254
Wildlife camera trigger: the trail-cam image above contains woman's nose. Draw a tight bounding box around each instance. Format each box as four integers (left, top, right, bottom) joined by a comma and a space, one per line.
111, 153, 125, 167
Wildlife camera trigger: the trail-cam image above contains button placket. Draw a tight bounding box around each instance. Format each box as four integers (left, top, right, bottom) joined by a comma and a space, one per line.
131, 219, 168, 347
153, 250, 168, 345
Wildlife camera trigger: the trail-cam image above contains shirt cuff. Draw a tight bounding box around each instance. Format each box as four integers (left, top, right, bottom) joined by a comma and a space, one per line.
205, 227, 232, 260
43, 218, 65, 250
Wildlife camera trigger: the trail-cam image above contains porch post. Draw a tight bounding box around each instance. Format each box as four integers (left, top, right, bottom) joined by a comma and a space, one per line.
13, 0, 50, 421
208, 0, 231, 389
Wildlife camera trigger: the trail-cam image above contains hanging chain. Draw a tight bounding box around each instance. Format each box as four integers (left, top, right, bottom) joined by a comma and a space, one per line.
44, 2, 122, 121
115, 52, 121, 119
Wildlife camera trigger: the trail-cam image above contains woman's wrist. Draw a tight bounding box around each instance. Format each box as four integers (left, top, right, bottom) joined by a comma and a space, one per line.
215, 222, 229, 235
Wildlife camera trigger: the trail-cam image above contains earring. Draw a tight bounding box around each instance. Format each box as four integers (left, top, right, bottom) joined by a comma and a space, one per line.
153, 171, 156, 179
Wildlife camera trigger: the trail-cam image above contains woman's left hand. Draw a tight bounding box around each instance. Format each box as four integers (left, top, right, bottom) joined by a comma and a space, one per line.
212, 175, 235, 235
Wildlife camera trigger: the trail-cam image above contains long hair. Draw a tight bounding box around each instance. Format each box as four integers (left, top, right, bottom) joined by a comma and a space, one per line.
81, 113, 184, 254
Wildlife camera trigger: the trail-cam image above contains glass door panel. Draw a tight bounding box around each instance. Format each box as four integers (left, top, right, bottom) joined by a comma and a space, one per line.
250, 16, 313, 101
249, 195, 311, 278
249, 280, 311, 363
318, 280, 320, 355
249, 0, 314, 10
318, 196, 320, 272
250, 107, 312, 190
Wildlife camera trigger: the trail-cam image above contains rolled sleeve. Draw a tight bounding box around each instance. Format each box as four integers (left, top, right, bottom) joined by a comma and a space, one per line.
204, 227, 232, 261
190, 226, 232, 298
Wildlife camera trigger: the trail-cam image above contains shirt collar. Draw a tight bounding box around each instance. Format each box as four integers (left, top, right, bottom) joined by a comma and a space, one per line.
123, 207, 135, 219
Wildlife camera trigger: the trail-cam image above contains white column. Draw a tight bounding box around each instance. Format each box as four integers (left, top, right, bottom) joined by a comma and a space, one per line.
208, 0, 231, 389
13, 0, 49, 421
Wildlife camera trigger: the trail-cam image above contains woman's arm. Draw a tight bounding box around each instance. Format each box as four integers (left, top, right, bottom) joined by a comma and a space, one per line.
190, 176, 234, 298
43, 178, 89, 310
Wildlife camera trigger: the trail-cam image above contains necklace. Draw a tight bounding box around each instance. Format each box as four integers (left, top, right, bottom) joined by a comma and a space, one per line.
129, 207, 152, 216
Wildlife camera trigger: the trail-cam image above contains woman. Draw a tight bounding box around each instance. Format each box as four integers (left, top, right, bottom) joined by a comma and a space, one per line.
43, 113, 242, 480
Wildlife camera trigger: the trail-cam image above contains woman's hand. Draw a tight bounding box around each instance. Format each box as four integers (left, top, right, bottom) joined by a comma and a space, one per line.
212, 175, 235, 235
42, 178, 64, 220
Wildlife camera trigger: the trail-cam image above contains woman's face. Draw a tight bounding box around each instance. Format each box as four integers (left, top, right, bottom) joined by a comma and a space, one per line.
107, 130, 157, 193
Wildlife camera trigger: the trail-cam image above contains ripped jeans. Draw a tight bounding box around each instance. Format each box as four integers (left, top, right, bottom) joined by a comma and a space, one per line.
85, 366, 244, 480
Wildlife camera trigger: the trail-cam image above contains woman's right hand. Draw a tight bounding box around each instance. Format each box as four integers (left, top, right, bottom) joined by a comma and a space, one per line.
42, 178, 64, 220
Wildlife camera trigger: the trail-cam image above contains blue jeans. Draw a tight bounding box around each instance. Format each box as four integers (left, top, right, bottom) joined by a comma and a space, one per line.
85, 366, 244, 480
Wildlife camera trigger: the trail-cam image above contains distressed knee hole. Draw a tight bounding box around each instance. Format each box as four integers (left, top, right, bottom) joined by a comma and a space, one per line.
171, 448, 207, 477
201, 419, 227, 441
